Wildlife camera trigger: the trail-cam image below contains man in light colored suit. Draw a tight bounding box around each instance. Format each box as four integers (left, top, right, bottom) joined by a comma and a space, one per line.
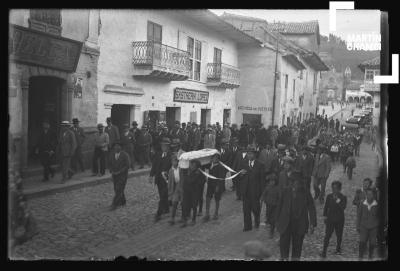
58, 121, 77, 183
312, 146, 332, 204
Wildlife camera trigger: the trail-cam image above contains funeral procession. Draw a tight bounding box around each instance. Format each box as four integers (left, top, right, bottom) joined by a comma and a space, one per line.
8, 9, 388, 261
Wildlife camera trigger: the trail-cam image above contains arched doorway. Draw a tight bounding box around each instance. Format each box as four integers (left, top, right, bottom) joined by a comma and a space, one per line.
354, 97, 360, 103
366, 96, 372, 103
27, 76, 66, 166
348, 96, 354, 103
360, 97, 365, 103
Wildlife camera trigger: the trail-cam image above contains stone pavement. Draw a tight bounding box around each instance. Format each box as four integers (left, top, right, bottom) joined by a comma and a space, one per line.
90, 142, 381, 261
22, 166, 151, 200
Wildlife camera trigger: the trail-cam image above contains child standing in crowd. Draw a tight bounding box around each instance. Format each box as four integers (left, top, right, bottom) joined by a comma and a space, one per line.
261, 174, 280, 238
357, 188, 379, 260
181, 160, 203, 227
345, 152, 356, 180
168, 154, 183, 225
321, 181, 347, 258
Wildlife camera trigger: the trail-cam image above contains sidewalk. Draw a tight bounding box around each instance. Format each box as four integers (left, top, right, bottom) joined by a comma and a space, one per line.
22, 166, 151, 200
318, 103, 351, 119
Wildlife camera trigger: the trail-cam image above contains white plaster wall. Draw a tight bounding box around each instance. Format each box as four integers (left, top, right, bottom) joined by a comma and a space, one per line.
97, 10, 239, 127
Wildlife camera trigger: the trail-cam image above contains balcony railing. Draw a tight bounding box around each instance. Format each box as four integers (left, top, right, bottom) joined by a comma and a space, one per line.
207, 63, 240, 88
132, 41, 190, 80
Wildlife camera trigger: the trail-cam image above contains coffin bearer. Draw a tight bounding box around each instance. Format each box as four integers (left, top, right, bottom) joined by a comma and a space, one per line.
239, 145, 265, 231
120, 124, 135, 170
149, 138, 172, 222
276, 172, 317, 261
219, 138, 233, 193
92, 123, 109, 177
109, 140, 130, 211
203, 153, 225, 222
71, 118, 86, 173
58, 121, 77, 183
105, 117, 120, 171
35, 119, 57, 182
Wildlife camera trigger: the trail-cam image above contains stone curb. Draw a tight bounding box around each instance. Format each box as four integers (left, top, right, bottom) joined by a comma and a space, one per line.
24, 168, 151, 200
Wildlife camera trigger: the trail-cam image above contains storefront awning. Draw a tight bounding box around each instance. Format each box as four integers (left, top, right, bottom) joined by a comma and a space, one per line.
282, 54, 306, 70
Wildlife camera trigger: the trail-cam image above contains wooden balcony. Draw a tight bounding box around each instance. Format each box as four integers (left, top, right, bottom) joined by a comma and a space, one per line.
132, 41, 190, 81
207, 63, 240, 89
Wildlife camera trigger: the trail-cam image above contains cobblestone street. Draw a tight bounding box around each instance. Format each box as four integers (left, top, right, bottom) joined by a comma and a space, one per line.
12, 121, 380, 260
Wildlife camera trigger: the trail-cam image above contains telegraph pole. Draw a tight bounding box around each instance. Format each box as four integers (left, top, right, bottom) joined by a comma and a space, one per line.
271, 35, 279, 126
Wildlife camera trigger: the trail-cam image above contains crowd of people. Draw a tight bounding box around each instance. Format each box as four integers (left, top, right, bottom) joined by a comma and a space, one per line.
31, 112, 382, 260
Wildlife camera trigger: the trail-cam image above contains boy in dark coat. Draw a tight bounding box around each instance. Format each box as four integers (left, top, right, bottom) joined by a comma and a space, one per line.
353, 178, 373, 208
321, 181, 347, 258
181, 160, 203, 227
261, 173, 279, 238
203, 154, 225, 222
239, 145, 265, 231
109, 141, 130, 211
276, 172, 317, 261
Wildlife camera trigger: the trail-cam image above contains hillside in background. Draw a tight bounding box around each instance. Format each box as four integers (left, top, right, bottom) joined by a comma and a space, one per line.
319, 34, 380, 81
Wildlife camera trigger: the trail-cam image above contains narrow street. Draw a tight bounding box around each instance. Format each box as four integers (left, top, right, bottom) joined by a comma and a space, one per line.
11, 107, 380, 261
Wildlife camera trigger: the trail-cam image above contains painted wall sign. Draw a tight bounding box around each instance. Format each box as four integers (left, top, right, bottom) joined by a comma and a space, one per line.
238, 106, 273, 112
173, 88, 209, 104
9, 24, 82, 73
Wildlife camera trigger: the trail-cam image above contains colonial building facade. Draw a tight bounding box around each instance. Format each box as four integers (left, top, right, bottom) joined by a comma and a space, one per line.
9, 9, 101, 173
96, 10, 260, 132
221, 13, 329, 127
359, 56, 381, 126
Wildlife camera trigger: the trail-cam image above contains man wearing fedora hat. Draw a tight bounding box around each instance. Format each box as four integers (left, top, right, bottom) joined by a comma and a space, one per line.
105, 117, 120, 172
238, 145, 265, 231
231, 139, 247, 200
299, 146, 315, 192
58, 121, 77, 183
312, 145, 332, 204
71, 118, 86, 173
120, 124, 135, 171
35, 119, 57, 182
109, 140, 130, 211
92, 123, 109, 176
276, 172, 317, 261
149, 137, 172, 222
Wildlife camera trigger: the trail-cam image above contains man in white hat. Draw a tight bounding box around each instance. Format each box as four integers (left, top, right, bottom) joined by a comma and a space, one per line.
58, 121, 77, 183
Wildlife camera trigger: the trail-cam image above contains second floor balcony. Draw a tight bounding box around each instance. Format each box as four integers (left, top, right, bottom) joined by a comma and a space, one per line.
207, 63, 240, 89
132, 41, 190, 81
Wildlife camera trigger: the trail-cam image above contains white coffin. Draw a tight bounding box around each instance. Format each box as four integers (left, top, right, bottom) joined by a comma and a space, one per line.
178, 149, 220, 169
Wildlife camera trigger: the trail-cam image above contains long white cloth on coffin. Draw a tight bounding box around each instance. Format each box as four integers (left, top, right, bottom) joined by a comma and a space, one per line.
178, 148, 220, 169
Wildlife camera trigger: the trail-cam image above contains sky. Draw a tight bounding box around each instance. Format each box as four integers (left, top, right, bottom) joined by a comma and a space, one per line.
209, 9, 381, 40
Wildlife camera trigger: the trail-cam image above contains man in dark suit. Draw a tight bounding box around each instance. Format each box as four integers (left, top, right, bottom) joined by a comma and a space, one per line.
321, 181, 347, 258
299, 146, 314, 192
109, 140, 131, 211
105, 117, 120, 171
276, 172, 317, 261
71, 118, 86, 173
219, 138, 232, 193
149, 138, 172, 222
239, 124, 249, 148
239, 145, 265, 231
232, 141, 247, 200
35, 120, 57, 182
312, 146, 332, 204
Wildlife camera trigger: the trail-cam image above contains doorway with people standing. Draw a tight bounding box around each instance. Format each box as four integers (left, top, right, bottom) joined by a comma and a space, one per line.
111, 104, 133, 135
166, 107, 181, 130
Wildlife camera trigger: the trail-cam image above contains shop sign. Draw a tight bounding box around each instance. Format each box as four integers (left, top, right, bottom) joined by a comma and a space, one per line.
238, 106, 272, 112
9, 24, 82, 73
173, 88, 209, 104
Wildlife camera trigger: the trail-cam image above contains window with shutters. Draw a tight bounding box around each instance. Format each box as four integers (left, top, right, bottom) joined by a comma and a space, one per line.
187, 36, 202, 81
29, 9, 62, 35
147, 21, 162, 43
